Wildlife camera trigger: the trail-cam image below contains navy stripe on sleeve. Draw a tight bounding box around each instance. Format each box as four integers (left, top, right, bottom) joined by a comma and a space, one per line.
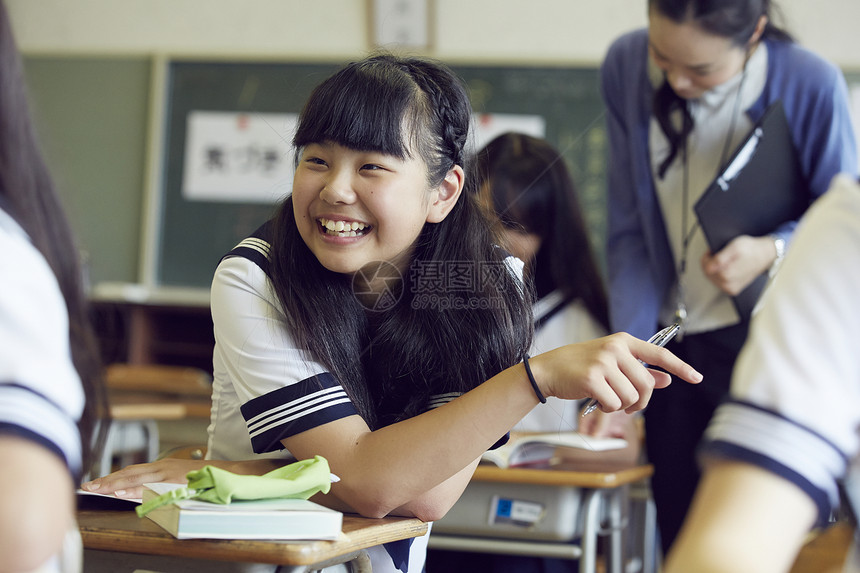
240, 372, 358, 454
0, 382, 82, 477
706, 440, 832, 527
0, 422, 72, 473
222, 221, 273, 277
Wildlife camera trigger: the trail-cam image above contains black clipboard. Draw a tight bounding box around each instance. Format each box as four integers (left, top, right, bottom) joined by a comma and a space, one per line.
694, 100, 809, 320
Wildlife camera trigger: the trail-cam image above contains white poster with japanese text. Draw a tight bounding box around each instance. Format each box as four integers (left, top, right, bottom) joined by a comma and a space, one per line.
182, 111, 297, 203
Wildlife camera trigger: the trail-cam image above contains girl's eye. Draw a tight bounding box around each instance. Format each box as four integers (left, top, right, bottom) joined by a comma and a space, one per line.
304, 157, 327, 166
361, 163, 384, 171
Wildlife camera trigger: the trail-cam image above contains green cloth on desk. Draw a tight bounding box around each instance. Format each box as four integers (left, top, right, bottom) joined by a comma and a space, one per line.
136, 455, 333, 517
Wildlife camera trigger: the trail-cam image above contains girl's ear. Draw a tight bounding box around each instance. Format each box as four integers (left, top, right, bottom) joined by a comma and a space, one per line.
426, 165, 465, 223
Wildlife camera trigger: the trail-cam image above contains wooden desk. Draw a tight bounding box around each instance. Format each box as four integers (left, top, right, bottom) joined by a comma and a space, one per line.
429, 460, 655, 573
95, 395, 213, 478
79, 508, 428, 572
472, 460, 653, 487
109, 394, 211, 421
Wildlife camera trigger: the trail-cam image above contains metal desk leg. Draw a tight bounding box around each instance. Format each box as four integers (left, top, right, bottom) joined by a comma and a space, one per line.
605, 488, 624, 573
579, 487, 628, 573
579, 489, 602, 573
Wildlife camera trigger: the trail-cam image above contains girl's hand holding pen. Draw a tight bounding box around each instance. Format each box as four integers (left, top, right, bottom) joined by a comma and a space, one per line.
530, 332, 702, 414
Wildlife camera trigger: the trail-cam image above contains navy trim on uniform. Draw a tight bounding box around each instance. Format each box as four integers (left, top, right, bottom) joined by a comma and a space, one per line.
0, 422, 75, 476
222, 221, 273, 277
706, 440, 832, 527
425, 392, 461, 410
0, 382, 82, 478
241, 372, 358, 454
0, 381, 70, 418
724, 399, 850, 464
385, 539, 414, 572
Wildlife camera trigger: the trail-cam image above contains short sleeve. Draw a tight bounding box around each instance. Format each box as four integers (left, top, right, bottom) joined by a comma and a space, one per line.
0, 211, 84, 477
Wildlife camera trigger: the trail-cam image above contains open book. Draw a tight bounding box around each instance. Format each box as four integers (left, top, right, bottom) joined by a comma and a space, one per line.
140, 482, 343, 540
481, 432, 627, 468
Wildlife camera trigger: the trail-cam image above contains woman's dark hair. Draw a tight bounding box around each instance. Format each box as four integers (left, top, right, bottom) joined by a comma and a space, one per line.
474, 133, 610, 332
651, 0, 793, 178
268, 54, 533, 429
0, 3, 106, 473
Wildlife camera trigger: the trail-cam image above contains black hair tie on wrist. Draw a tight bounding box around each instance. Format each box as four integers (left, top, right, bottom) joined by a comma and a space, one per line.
522, 354, 547, 404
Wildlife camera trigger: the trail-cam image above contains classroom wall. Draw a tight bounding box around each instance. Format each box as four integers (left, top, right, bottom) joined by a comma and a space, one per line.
7, 0, 860, 68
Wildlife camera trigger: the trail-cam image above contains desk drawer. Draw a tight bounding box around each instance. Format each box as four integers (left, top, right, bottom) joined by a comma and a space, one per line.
433, 481, 582, 541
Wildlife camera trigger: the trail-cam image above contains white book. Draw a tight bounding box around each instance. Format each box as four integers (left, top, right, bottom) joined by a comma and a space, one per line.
481, 432, 627, 468
140, 482, 343, 540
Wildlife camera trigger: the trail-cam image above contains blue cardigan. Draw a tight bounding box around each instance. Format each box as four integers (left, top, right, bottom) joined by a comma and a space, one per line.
601, 29, 858, 339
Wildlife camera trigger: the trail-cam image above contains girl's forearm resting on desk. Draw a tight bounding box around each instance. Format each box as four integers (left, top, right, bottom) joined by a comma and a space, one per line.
84, 334, 700, 521
285, 333, 700, 521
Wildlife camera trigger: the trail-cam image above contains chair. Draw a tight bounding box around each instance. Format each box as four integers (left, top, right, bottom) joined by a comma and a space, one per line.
92, 364, 212, 478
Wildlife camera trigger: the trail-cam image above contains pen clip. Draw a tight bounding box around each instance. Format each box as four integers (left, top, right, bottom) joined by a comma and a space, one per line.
717, 127, 762, 191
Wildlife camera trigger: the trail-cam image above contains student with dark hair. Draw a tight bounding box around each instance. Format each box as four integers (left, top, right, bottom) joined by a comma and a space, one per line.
474, 132, 624, 436
428, 132, 640, 573
85, 54, 701, 573
0, 0, 107, 570
601, 0, 857, 553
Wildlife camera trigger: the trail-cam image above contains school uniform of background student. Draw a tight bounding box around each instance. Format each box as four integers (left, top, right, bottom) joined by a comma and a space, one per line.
601, 0, 857, 553
0, 1, 107, 571
664, 174, 860, 573
476, 132, 613, 436
84, 54, 702, 573
428, 132, 640, 573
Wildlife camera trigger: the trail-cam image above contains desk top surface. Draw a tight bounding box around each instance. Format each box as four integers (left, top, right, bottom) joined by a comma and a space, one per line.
109, 394, 212, 420
78, 509, 428, 566
473, 460, 653, 488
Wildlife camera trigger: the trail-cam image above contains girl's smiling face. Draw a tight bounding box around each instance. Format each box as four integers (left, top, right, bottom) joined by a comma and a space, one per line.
292, 141, 451, 275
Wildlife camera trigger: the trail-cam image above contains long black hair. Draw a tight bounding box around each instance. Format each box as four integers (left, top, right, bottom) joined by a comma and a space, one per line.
474, 132, 610, 332
0, 2, 106, 473
268, 54, 533, 430
651, 0, 794, 178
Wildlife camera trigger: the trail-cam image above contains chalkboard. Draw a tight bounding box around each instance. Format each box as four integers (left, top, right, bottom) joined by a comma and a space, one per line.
452, 65, 608, 265
24, 56, 152, 287
156, 60, 609, 288
156, 61, 342, 287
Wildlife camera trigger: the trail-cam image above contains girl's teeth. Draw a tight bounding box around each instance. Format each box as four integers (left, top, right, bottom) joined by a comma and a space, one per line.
319, 218, 368, 236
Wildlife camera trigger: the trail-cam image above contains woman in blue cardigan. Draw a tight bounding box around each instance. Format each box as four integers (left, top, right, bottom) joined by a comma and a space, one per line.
601, 0, 857, 554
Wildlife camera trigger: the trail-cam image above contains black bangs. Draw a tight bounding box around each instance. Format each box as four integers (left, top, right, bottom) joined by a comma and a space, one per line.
293, 59, 418, 158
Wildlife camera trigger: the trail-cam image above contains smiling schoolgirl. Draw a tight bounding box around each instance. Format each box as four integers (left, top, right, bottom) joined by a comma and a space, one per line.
85, 53, 701, 573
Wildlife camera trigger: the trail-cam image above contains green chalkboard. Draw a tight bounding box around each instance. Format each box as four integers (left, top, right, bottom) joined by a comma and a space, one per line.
23, 56, 152, 286
157, 61, 343, 287
452, 65, 608, 264
157, 60, 608, 288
